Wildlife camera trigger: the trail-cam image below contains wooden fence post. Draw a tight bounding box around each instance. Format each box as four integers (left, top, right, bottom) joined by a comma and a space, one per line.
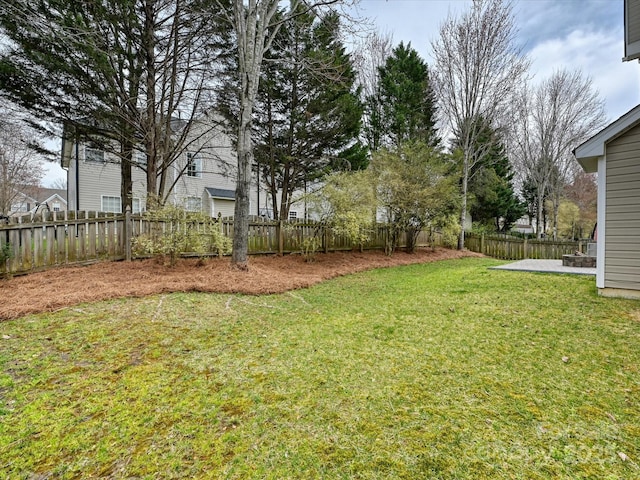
217, 212, 224, 257
324, 226, 329, 254
278, 219, 284, 256
524, 237, 528, 259
125, 206, 132, 261
480, 234, 485, 255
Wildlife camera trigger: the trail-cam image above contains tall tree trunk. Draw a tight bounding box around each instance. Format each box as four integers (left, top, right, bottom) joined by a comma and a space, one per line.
232, 101, 255, 269
143, 0, 159, 209
279, 169, 291, 221
230, 0, 279, 268
120, 140, 133, 213
269, 184, 279, 220
458, 153, 469, 250
536, 192, 544, 239
552, 191, 560, 240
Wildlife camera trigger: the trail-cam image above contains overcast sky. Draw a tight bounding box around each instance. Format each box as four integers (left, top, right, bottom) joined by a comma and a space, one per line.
353, 0, 639, 120
42, 0, 640, 186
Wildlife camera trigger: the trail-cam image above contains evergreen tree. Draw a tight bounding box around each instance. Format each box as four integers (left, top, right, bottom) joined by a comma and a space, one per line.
252, 7, 364, 220
454, 117, 524, 231
0, 0, 226, 210
366, 42, 439, 150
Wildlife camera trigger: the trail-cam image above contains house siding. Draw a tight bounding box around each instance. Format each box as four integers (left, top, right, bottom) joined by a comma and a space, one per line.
628, 0, 640, 44
76, 150, 147, 212
8, 189, 67, 216
63, 120, 263, 216
605, 123, 640, 291
212, 199, 235, 218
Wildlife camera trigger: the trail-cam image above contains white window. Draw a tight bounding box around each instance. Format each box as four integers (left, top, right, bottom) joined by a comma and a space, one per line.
185, 196, 202, 212
186, 153, 202, 178
52, 202, 61, 212
259, 207, 274, 219
289, 211, 298, 220
11, 202, 28, 212
85, 145, 105, 163
132, 198, 142, 214
101, 196, 122, 213
134, 152, 147, 166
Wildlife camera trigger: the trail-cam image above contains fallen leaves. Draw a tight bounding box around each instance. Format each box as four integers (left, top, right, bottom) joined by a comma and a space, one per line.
0, 248, 481, 320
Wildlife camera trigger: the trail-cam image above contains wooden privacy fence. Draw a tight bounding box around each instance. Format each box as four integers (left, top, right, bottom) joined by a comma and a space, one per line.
1, 211, 126, 275
1, 211, 436, 276
464, 233, 582, 260
217, 220, 434, 255
0, 210, 587, 276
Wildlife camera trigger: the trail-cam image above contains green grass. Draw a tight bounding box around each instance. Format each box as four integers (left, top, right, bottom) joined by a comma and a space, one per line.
1, 257, 639, 479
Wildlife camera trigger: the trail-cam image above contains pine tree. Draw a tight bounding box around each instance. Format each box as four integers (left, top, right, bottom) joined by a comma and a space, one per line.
253, 7, 364, 220
366, 42, 439, 150
454, 117, 524, 231
0, 0, 226, 210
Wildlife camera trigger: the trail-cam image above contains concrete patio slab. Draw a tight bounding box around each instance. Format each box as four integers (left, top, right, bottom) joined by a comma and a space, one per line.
490, 259, 596, 276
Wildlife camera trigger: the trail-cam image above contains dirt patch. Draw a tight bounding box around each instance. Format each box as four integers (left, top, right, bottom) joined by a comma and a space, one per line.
0, 248, 481, 320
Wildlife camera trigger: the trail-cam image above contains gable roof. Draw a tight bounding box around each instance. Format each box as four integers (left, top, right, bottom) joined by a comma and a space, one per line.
32, 188, 67, 204
205, 187, 235, 199
574, 103, 640, 173
13, 186, 67, 204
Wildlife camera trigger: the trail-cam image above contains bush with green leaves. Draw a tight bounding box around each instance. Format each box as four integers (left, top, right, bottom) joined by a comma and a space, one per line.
299, 236, 322, 263
0, 241, 11, 265
280, 222, 322, 262
470, 221, 497, 236
306, 170, 377, 249
373, 142, 461, 254
435, 214, 462, 249
132, 204, 231, 265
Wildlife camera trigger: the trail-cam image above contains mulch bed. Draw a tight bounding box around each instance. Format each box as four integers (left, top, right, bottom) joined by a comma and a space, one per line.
0, 248, 482, 320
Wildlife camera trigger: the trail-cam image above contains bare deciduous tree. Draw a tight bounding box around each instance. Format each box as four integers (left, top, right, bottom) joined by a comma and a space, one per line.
431, 0, 529, 249
352, 30, 394, 104
351, 30, 394, 151
49, 177, 68, 191
511, 69, 606, 238
0, 118, 43, 215
0, 0, 224, 211
214, 0, 347, 269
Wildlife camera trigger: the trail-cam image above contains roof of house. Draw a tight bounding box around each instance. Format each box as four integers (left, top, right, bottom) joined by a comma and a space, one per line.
574, 103, 640, 173
205, 187, 235, 199
16, 186, 67, 204
33, 187, 67, 204
61, 116, 191, 168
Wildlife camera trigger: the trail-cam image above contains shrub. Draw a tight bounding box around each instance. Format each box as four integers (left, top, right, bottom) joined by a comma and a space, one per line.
300, 236, 321, 262
0, 241, 11, 265
435, 215, 461, 249
306, 170, 377, 250
132, 204, 231, 266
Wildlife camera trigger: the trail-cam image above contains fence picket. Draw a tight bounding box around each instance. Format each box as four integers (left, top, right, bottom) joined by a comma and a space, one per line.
0, 212, 586, 276
21, 228, 32, 270
464, 233, 580, 260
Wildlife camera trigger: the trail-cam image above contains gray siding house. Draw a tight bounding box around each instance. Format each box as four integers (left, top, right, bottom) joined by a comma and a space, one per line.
575, 104, 640, 298
60, 120, 263, 218
9, 187, 67, 217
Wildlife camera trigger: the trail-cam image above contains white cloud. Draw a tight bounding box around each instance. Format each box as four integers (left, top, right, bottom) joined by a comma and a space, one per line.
356, 1, 637, 121
528, 28, 640, 120
42, 161, 66, 187
515, 0, 620, 51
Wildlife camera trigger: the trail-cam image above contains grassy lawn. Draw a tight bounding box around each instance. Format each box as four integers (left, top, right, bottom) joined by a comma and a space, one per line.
1, 257, 639, 479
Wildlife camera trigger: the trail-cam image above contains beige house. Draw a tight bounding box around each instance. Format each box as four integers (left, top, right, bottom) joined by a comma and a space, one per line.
60, 120, 266, 218
574, 104, 640, 298
9, 187, 67, 217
